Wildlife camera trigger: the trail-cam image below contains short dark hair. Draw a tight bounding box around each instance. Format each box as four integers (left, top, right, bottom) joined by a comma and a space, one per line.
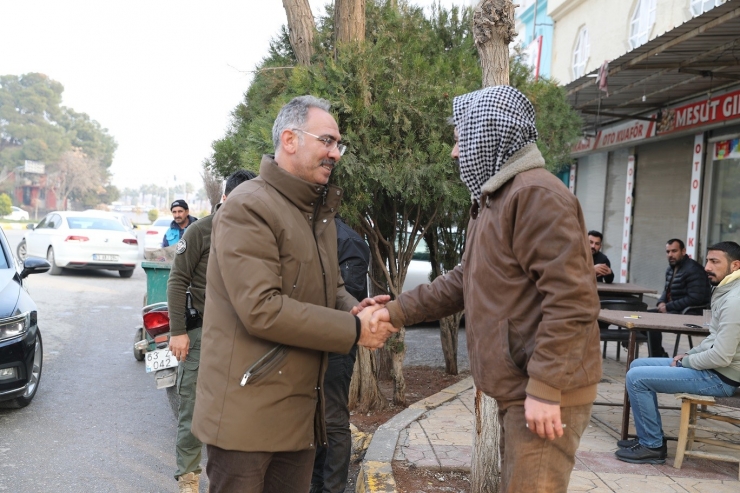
224, 169, 257, 196
707, 241, 740, 263
667, 238, 685, 250
588, 230, 603, 240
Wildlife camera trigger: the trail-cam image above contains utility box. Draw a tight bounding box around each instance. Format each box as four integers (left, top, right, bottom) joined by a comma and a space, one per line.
141, 261, 172, 305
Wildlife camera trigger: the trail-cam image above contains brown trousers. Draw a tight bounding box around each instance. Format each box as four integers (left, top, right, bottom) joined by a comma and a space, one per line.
205, 445, 315, 493
499, 403, 592, 493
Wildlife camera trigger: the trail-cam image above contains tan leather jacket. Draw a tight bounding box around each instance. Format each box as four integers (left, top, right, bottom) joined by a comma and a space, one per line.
192, 156, 358, 452
387, 144, 602, 407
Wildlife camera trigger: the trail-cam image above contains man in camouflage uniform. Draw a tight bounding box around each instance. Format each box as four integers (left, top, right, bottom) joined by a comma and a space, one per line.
167, 170, 256, 493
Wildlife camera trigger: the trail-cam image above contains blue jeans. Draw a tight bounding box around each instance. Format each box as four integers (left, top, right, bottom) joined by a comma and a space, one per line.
626, 357, 738, 448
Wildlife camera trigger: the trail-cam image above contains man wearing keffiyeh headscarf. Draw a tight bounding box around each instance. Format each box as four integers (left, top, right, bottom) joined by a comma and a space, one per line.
375, 86, 602, 492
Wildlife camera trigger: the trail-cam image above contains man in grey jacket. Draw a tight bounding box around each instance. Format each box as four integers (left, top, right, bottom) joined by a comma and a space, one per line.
616, 241, 740, 464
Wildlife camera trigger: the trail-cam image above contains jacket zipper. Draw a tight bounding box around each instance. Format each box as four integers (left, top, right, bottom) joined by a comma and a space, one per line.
312, 187, 329, 308
240, 344, 286, 386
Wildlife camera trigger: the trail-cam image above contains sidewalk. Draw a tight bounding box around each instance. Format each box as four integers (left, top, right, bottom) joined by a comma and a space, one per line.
358, 337, 740, 492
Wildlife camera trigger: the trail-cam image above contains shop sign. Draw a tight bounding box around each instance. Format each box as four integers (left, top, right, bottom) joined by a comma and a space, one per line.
572, 88, 740, 155
568, 163, 577, 193
685, 134, 704, 259
657, 88, 740, 135
714, 138, 740, 160
620, 155, 636, 283
596, 119, 655, 149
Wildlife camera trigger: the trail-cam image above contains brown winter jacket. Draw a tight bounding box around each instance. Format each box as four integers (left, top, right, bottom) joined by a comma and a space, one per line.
386, 144, 602, 408
191, 155, 359, 452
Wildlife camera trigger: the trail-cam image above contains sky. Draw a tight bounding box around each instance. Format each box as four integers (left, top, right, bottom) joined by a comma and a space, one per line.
2, 0, 464, 192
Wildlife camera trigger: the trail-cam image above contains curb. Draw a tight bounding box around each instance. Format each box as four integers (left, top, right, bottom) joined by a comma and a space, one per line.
357, 376, 474, 493
0, 223, 29, 230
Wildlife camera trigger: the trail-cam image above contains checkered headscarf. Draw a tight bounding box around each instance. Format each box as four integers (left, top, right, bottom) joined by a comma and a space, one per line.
453, 86, 538, 199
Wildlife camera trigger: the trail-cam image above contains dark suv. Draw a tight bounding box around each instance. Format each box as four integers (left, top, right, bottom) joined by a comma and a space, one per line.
0, 228, 51, 408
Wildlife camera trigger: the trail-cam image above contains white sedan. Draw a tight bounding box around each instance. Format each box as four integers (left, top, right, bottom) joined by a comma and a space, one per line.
142, 216, 174, 250
3, 206, 30, 221
17, 211, 139, 277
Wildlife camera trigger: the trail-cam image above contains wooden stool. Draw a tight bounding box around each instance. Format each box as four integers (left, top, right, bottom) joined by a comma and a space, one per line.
673, 392, 740, 480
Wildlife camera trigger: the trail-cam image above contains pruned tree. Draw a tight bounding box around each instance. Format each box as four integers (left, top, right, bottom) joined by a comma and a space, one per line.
470, 1, 515, 492
200, 161, 223, 213
282, 0, 315, 66
52, 148, 103, 209
335, 0, 365, 45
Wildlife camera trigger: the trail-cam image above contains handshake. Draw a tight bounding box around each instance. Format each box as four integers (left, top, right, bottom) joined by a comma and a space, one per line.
350, 295, 398, 350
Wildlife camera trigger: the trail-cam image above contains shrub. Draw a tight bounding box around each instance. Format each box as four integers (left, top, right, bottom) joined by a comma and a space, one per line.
148, 209, 159, 222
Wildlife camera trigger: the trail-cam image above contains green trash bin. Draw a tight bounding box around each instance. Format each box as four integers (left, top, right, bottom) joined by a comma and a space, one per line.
141, 261, 172, 305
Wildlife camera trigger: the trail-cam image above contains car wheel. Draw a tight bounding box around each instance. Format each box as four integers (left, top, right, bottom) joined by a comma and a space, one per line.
119, 269, 134, 278
166, 384, 180, 419
0, 332, 43, 409
46, 247, 63, 275
133, 327, 145, 361
16, 239, 27, 261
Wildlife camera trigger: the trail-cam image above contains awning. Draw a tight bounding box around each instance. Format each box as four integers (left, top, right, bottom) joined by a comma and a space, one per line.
566, 1, 740, 133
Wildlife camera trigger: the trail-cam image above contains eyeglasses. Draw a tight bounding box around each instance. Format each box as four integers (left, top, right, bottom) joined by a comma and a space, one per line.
292, 129, 347, 156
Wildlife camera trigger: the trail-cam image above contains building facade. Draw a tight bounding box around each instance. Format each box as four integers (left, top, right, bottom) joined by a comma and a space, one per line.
516, 0, 554, 79
557, 0, 736, 296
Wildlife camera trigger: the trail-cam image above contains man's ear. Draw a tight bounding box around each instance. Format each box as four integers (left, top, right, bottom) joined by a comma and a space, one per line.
732, 260, 740, 272
279, 129, 299, 155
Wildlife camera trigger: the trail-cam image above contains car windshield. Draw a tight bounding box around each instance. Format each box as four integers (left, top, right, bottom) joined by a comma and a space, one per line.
66, 217, 127, 232
153, 218, 172, 227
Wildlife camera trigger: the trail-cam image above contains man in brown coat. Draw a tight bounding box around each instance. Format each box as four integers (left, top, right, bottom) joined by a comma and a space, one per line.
375, 86, 602, 492
192, 95, 395, 493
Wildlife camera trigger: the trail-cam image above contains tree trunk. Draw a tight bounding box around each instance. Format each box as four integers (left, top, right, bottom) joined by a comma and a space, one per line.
471, 2, 516, 491
334, 0, 365, 45
282, 0, 315, 66
439, 313, 461, 375
349, 347, 388, 414
349, 235, 389, 412
474, 0, 517, 87
471, 388, 502, 492
390, 326, 406, 406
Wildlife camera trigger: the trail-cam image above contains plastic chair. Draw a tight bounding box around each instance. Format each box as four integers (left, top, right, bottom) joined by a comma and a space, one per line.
599, 298, 649, 361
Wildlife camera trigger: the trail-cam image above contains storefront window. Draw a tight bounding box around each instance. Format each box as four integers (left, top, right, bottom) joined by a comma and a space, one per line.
708, 139, 740, 246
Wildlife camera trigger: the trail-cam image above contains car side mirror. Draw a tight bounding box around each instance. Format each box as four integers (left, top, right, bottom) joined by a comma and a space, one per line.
21, 257, 51, 279
26, 224, 35, 230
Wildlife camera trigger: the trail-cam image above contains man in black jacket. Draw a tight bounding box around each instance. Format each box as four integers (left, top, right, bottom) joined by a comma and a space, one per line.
650, 238, 712, 356
310, 217, 371, 493
589, 230, 614, 283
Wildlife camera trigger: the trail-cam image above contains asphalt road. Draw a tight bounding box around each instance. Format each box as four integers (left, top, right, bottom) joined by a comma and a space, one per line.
0, 229, 468, 492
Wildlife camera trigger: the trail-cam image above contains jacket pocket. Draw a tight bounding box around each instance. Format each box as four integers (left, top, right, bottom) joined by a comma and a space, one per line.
500, 319, 528, 378
240, 345, 289, 386
288, 263, 305, 297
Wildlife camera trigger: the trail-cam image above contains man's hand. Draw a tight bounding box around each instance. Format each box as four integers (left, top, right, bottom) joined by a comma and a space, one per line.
524, 396, 564, 441
356, 304, 398, 349
350, 295, 391, 316
657, 302, 667, 313
594, 264, 612, 277
671, 353, 686, 367
169, 334, 190, 362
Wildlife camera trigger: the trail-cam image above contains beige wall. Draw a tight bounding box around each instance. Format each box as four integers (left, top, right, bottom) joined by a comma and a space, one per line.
548, 0, 697, 85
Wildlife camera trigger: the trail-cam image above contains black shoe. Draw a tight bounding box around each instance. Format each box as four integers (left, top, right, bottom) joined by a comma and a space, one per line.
617, 437, 667, 450
615, 443, 666, 464
308, 484, 323, 493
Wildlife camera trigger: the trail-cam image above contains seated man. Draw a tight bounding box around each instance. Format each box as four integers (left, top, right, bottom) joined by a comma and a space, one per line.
615, 241, 740, 464
589, 230, 614, 284
650, 238, 712, 357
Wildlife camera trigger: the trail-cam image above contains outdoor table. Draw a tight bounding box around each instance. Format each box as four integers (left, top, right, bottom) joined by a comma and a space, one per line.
596, 282, 658, 302
597, 309, 709, 440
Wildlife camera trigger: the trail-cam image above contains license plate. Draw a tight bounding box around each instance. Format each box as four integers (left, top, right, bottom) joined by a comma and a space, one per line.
93, 254, 119, 261
145, 348, 179, 373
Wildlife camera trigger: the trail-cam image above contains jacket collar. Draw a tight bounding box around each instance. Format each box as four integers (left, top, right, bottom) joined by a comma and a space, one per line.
478, 143, 545, 200
718, 268, 740, 288
259, 155, 343, 213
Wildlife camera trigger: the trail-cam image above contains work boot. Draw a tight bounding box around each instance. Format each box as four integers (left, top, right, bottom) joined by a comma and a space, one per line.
617, 437, 667, 451
178, 472, 199, 493
615, 443, 666, 464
